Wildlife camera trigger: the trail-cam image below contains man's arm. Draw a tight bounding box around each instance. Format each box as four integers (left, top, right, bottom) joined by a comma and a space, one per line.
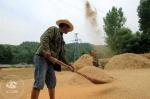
40, 27, 56, 57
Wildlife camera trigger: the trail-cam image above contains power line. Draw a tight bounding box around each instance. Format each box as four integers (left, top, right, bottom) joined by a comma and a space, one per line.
49, 0, 105, 44
48, 0, 87, 30
0, 0, 106, 44
57, 0, 84, 12
59, 0, 137, 32
48, 0, 80, 21
58, 0, 106, 15
49, 0, 103, 29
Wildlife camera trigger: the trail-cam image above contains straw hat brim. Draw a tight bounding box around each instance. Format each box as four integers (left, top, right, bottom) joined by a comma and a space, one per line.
56, 19, 74, 32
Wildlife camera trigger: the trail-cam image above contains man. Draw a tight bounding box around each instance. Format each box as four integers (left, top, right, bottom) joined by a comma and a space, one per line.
91, 50, 99, 67
31, 19, 74, 99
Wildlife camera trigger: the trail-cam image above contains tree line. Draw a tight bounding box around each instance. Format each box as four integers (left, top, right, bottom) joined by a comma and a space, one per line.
0, 41, 112, 64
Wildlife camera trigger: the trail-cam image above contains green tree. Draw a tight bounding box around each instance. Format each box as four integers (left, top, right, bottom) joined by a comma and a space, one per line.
137, 0, 150, 34
0, 45, 13, 64
103, 7, 126, 50
103, 6, 126, 53
11, 41, 39, 64
113, 28, 135, 53
65, 43, 92, 62
137, 0, 150, 53
129, 31, 141, 53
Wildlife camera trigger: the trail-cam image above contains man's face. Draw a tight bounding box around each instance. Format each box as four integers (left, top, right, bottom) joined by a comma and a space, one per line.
62, 24, 70, 34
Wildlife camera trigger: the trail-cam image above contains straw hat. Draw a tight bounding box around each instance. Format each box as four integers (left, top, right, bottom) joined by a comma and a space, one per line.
56, 19, 74, 32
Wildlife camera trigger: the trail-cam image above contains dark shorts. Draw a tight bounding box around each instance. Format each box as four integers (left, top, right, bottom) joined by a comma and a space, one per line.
93, 62, 99, 67
33, 55, 56, 90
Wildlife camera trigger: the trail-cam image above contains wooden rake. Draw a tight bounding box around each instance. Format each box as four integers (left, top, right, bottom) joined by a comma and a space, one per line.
50, 57, 109, 84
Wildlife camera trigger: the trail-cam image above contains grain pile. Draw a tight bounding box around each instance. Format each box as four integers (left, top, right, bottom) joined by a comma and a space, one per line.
105, 53, 150, 70
73, 54, 93, 70
69, 66, 113, 85
139, 53, 150, 59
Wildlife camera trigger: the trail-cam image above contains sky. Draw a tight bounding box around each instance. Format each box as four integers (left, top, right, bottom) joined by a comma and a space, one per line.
0, 0, 140, 45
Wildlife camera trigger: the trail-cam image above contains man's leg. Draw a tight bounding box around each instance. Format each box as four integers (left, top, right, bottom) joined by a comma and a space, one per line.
31, 88, 40, 99
48, 88, 55, 99
31, 55, 48, 99
46, 61, 56, 99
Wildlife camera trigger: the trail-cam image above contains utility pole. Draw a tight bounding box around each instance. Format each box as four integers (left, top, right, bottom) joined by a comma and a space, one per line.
72, 33, 81, 62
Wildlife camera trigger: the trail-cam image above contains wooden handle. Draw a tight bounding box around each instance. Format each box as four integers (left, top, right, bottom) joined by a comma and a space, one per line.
50, 57, 104, 84
50, 57, 99, 83
50, 57, 91, 77
50, 57, 73, 70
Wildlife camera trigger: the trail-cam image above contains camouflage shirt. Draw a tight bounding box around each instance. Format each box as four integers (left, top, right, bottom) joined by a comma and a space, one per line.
36, 26, 71, 71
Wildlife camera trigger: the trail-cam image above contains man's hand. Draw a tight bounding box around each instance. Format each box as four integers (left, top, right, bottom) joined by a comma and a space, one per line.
69, 66, 75, 72
44, 52, 51, 59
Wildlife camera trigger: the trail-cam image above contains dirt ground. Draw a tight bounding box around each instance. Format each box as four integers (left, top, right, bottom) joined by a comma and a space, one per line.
0, 68, 150, 99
